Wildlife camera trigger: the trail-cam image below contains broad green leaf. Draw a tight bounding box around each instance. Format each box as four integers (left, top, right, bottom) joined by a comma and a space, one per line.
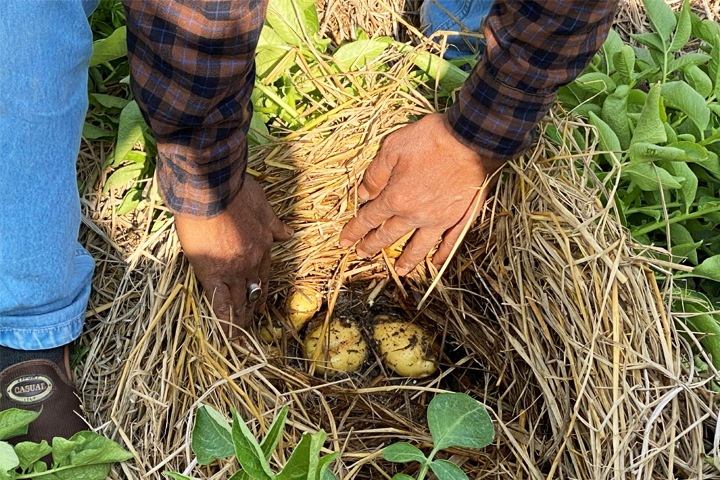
231, 409, 274, 480
673, 298, 720, 369
696, 151, 720, 179
0, 409, 40, 442
315, 452, 339, 480
91, 93, 130, 110
333, 38, 392, 70
643, 0, 677, 43
699, 20, 720, 45
249, 112, 271, 147
52, 438, 77, 468
630, 32, 665, 52
631, 84, 667, 145
265, 0, 319, 47
276, 431, 326, 480
15, 441, 52, 471
0, 442, 19, 472
633, 46, 657, 67
623, 163, 683, 190
628, 142, 705, 164
664, 122, 678, 144
393, 43, 468, 92
574, 103, 602, 118
65, 431, 132, 466
589, 111, 622, 163
165, 474, 200, 480
670, 0, 692, 51
601, 29, 624, 73
668, 141, 709, 161
709, 36, 720, 91
90, 26, 127, 67
661, 81, 711, 131
116, 186, 143, 215
573, 72, 616, 95
613, 46, 635, 79
258, 25, 287, 48
684, 65, 713, 98
192, 405, 235, 466
255, 45, 293, 79
113, 101, 147, 167
391, 475, 415, 480
602, 85, 631, 149
665, 161, 698, 212
321, 467, 338, 480
39, 463, 111, 480
82, 122, 114, 140
260, 406, 289, 460
429, 460, 468, 480
627, 88, 648, 113
382, 443, 426, 464
692, 254, 720, 282
668, 52, 711, 74
103, 163, 144, 193
427, 393, 494, 451
671, 241, 702, 264
671, 223, 701, 264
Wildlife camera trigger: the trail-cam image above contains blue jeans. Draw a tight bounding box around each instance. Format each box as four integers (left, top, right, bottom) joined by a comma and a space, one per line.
0, 0, 99, 350
420, 0, 494, 59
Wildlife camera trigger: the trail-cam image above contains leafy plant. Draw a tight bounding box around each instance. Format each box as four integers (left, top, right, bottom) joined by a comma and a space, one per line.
165, 404, 338, 480
382, 393, 494, 480
0, 408, 132, 480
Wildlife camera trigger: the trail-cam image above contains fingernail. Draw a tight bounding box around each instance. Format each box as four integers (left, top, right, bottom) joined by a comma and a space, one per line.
285, 225, 294, 237
356, 249, 370, 259
357, 185, 369, 201
396, 266, 409, 276
340, 239, 352, 248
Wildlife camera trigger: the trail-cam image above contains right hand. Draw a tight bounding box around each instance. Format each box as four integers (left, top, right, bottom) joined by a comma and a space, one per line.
174, 177, 293, 337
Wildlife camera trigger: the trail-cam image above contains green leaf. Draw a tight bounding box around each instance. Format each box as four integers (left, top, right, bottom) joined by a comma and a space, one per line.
573, 72, 616, 95
103, 163, 144, 194
276, 431, 326, 480
265, 0, 319, 47
601, 85, 631, 149
668, 141, 709, 161
661, 81, 711, 131
82, 123, 115, 140
427, 393, 494, 451
393, 43, 468, 92
333, 38, 392, 70
696, 151, 720, 179
248, 111, 271, 146
315, 452, 339, 480
65, 431, 132, 466
674, 296, 720, 370
628, 142, 701, 164
14, 441, 52, 471
429, 460, 468, 480
391, 475, 415, 480
684, 65, 713, 98
589, 111, 622, 163
668, 52, 711, 74
665, 161, 698, 212
630, 32, 665, 52
0, 442, 19, 472
231, 409, 274, 480
643, 0, 677, 43
382, 443, 426, 464
631, 84, 667, 145
255, 45, 294, 79
0, 409, 40, 442
115, 186, 144, 215
164, 473, 200, 480
260, 406, 289, 460
670, 0, 692, 51
624, 163, 683, 190
671, 241, 702, 265
601, 29, 624, 73
689, 254, 720, 282
40, 463, 111, 480
670, 222, 701, 264
91, 93, 130, 111
52, 438, 78, 468
113, 101, 147, 167
709, 36, 720, 91
192, 405, 235, 466
90, 26, 127, 67
258, 25, 286, 48
613, 46, 635, 79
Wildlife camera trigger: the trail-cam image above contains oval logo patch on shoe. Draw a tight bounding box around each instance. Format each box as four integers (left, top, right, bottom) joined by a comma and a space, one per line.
6, 375, 54, 404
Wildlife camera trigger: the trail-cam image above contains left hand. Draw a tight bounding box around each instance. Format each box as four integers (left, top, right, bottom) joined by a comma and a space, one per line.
339, 113, 503, 275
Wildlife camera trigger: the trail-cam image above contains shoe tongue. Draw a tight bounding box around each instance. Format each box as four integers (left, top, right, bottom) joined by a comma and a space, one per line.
0, 345, 64, 372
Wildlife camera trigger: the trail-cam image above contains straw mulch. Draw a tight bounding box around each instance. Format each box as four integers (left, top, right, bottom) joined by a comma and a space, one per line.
316, 0, 420, 43
73, 2, 720, 480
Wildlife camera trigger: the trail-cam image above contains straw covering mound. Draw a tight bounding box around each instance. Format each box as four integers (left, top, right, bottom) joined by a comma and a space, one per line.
74, 2, 720, 480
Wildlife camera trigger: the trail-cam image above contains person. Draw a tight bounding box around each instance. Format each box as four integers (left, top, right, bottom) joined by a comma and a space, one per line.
0, 0, 618, 443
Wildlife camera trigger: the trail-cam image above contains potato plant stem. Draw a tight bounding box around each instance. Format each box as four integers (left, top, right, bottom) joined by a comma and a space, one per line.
631, 203, 720, 236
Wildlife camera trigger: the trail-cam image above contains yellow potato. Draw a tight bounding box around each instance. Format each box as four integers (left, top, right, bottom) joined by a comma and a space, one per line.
258, 320, 282, 343
287, 287, 321, 331
303, 319, 367, 375
373, 318, 438, 378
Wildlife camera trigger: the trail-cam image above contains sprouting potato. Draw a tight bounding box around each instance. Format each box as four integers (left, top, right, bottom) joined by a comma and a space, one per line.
287, 286, 322, 331
372, 317, 438, 378
303, 319, 367, 375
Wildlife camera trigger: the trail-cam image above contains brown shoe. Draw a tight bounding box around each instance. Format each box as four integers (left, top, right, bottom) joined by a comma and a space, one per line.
0, 345, 88, 444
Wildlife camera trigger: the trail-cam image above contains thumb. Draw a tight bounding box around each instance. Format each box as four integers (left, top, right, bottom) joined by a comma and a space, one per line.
358, 141, 396, 201
269, 210, 293, 241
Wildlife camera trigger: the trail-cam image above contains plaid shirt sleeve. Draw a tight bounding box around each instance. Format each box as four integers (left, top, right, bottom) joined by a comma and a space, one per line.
447, 0, 618, 161
122, 0, 267, 218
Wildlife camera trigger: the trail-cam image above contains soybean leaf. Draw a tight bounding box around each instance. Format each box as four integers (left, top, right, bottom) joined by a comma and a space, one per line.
165, 474, 201, 480
52, 437, 78, 467
333, 38, 392, 70
643, 0, 677, 44
15, 441, 52, 471
113, 101, 147, 167
315, 452, 339, 480
192, 405, 235, 466
630, 32, 665, 52
276, 431, 326, 480
382, 443, 427, 464
661, 81, 711, 131
668, 52, 711, 74
624, 163, 683, 190
90, 26, 127, 66
0, 409, 40, 441
631, 84, 667, 145
427, 393, 494, 451
0, 442, 19, 473
260, 406, 289, 460
684, 65, 713, 98
601, 29, 624, 73
429, 460, 468, 480
602, 85, 631, 149
116, 185, 144, 215
670, 0, 692, 51
103, 163, 144, 193
573, 72, 616, 96
589, 111, 622, 163
231, 409, 274, 480
613, 46, 635, 80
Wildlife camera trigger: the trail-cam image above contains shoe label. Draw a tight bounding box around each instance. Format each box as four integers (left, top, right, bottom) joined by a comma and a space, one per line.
6, 375, 54, 405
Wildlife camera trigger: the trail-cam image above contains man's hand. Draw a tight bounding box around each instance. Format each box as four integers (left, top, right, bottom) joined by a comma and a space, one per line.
339, 113, 503, 275
175, 178, 293, 336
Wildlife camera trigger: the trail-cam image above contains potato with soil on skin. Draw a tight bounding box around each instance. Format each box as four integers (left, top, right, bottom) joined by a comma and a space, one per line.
258, 320, 282, 343
303, 319, 367, 375
287, 286, 322, 331
373, 317, 438, 378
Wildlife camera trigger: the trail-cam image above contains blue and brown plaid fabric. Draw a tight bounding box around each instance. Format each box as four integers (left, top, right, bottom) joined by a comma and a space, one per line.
122, 0, 267, 217
123, 0, 617, 218
447, 0, 618, 160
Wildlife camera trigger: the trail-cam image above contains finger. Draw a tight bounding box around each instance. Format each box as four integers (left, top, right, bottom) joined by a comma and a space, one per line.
432, 206, 478, 268
357, 140, 396, 201
267, 207, 293, 242
255, 251, 272, 314
207, 283, 234, 334
394, 227, 445, 276
356, 216, 411, 258
228, 279, 252, 337
339, 197, 392, 248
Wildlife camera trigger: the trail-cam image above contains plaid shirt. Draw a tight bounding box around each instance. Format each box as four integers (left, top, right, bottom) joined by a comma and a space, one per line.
123, 0, 617, 218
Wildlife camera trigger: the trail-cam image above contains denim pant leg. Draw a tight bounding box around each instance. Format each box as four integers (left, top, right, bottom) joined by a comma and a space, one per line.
420, 0, 494, 59
0, 0, 98, 350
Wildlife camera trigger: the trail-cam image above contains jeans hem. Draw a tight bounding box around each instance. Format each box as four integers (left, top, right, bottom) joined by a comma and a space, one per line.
0, 309, 85, 350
